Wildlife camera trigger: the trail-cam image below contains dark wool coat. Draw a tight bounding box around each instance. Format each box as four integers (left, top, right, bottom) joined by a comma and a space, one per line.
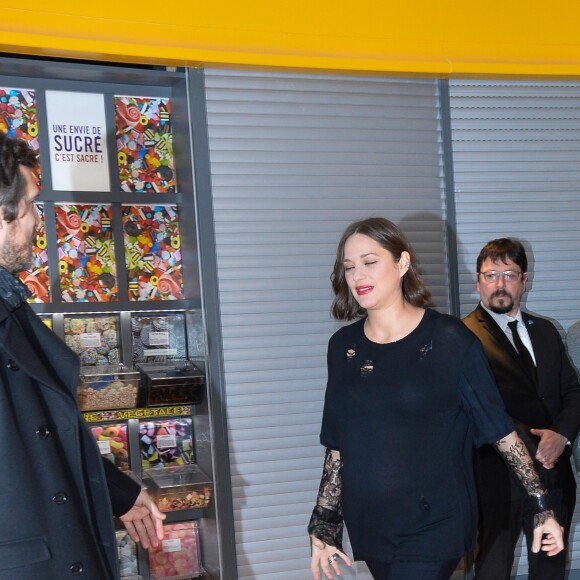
0, 296, 140, 579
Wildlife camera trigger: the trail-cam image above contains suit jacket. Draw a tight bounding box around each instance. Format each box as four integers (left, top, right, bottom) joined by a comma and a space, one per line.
0, 295, 140, 579
463, 304, 580, 503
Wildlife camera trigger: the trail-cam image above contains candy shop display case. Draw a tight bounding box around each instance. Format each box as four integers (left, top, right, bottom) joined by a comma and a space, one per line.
78, 364, 141, 411
131, 313, 187, 364
137, 360, 205, 406
148, 522, 204, 580
143, 464, 213, 512
1, 55, 230, 579
139, 417, 195, 469
64, 314, 121, 366
117, 529, 140, 578
91, 422, 131, 471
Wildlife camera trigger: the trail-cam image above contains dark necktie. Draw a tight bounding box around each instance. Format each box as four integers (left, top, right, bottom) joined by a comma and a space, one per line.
507, 320, 537, 382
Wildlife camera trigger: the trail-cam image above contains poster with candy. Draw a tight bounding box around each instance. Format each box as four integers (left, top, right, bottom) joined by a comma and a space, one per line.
0, 88, 39, 154
122, 205, 184, 301
64, 314, 121, 365
131, 313, 187, 363
55, 204, 118, 302
139, 418, 194, 469
148, 522, 204, 580
18, 203, 50, 303
115, 96, 176, 193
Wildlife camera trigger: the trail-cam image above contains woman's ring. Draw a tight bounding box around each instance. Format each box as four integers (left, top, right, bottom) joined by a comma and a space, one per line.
328, 554, 338, 564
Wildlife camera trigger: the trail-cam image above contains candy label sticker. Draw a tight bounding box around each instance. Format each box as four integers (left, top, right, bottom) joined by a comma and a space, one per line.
143, 348, 177, 357
97, 440, 111, 454
162, 538, 182, 553
0, 88, 39, 154
80, 332, 102, 348
156, 434, 177, 449
149, 331, 170, 346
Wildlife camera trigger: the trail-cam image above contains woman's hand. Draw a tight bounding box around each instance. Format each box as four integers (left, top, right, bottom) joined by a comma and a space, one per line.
531, 515, 564, 556
310, 535, 352, 579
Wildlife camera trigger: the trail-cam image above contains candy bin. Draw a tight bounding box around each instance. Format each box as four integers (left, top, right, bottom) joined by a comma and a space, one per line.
131, 313, 187, 364
143, 465, 213, 512
78, 364, 141, 411
140, 418, 194, 469
64, 314, 121, 366
137, 360, 205, 406
148, 522, 204, 579
90, 423, 130, 471
116, 529, 139, 578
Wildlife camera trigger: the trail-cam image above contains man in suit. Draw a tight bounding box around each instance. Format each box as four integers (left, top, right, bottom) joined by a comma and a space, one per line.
0, 132, 165, 579
463, 237, 580, 580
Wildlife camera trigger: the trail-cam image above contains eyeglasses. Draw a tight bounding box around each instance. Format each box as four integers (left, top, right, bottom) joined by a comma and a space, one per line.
478, 270, 522, 284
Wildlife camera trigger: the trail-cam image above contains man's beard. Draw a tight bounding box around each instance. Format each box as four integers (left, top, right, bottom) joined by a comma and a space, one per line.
0, 238, 34, 273
488, 290, 515, 314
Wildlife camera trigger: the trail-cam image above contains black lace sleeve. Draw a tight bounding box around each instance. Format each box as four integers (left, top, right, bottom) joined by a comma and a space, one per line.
307, 448, 344, 551
493, 434, 556, 528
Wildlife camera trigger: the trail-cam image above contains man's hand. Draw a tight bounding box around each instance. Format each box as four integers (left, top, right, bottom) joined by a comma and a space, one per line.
119, 489, 166, 549
531, 515, 564, 556
530, 428, 567, 469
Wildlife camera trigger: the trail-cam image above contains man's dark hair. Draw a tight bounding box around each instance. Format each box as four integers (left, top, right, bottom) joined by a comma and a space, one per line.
476, 237, 528, 274
0, 132, 39, 223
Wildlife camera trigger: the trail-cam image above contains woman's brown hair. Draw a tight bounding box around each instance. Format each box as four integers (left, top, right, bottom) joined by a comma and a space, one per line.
330, 217, 432, 320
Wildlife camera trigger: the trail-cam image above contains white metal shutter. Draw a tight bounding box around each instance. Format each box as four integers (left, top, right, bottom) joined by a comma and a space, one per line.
203, 69, 449, 579
449, 79, 580, 576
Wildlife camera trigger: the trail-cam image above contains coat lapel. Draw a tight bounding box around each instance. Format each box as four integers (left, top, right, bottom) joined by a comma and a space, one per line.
475, 305, 538, 386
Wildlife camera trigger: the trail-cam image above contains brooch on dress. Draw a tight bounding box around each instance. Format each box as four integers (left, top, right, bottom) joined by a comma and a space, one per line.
419, 341, 433, 360
360, 360, 374, 377
346, 345, 357, 361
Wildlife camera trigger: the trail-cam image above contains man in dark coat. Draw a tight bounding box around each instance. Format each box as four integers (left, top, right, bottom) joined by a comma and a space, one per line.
463, 237, 580, 580
0, 132, 165, 579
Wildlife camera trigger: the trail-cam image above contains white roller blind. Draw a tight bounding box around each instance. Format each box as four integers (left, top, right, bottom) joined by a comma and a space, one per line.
203, 69, 449, 579
450, 80, 580, 330
450, 79, 580, 576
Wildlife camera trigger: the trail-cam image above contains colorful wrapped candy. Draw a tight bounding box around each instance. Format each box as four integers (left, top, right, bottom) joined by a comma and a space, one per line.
139, 418, 193, 469
122, 205, 184, 301
148, 522, 203, 580
64, 315, 121, 366
115, 95, 176, 193
90, 422, 130, 471
116, 529, 139, 578
55, 204, 118, 302
131, 313, 187, 363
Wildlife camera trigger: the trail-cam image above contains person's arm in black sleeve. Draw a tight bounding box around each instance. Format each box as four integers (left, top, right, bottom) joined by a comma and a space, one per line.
101, 457, 140, 516
493, 431, 564, 556
102, 457, 166, 549
308, 448, 351, 580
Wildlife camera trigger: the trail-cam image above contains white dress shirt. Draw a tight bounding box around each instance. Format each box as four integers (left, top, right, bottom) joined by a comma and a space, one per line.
480, 303, 537, 365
